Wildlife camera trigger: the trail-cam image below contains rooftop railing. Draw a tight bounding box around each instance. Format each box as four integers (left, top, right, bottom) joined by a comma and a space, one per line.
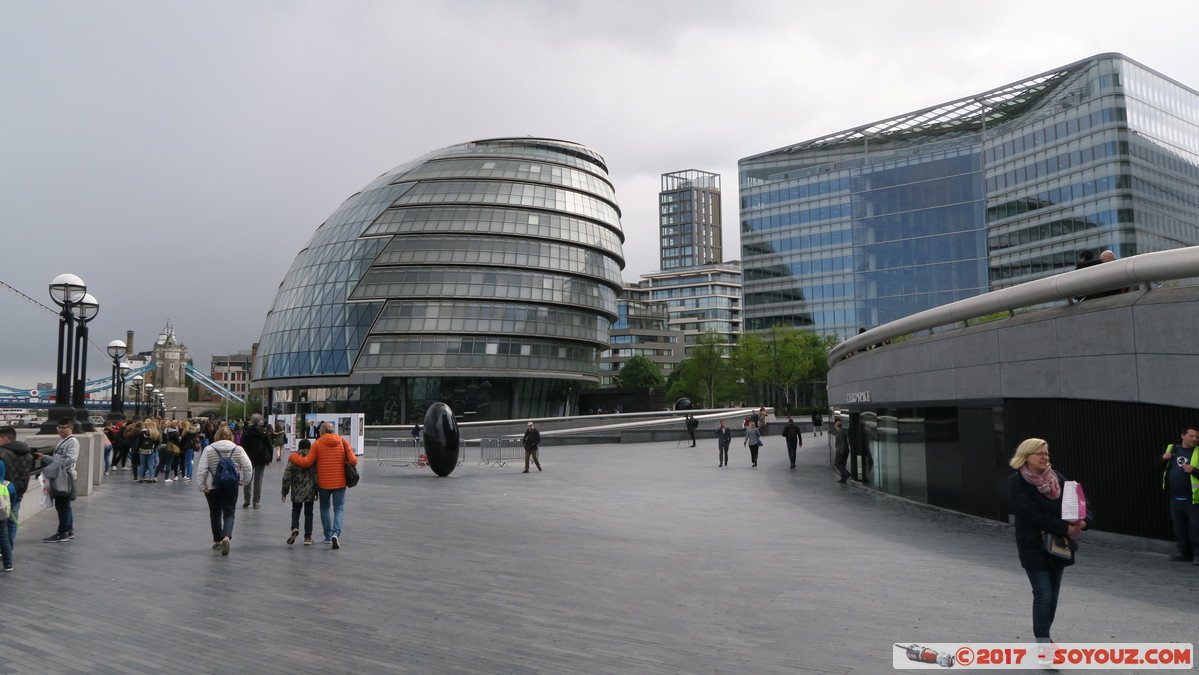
828, 245, 1199, 366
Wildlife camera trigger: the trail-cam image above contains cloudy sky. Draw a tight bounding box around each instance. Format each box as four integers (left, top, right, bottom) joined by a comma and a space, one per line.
2, 0, 1196, 389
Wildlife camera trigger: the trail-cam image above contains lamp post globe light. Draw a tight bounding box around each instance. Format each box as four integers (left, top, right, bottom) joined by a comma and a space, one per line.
70, 293, 100, 431
131, 374, 144, 419
106, 340, 127, 422
41, 274, 87, 434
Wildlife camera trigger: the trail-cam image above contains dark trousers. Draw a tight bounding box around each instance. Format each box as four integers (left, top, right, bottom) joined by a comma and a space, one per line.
1024, 566, 1064, 639
290, 501, 314, 538
718, 441, 729, 465
687, 430, 696, 446
786, 438, 798, 466
748, 443, 759, 464
53, 496, 73, 534
244, 465, 265, 505
1169, 498, 1199, 557
834, 451, 850, 480
205, 487, 238, 542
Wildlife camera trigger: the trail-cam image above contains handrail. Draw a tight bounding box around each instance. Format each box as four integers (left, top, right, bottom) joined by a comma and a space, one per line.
828, 245, 1199, 365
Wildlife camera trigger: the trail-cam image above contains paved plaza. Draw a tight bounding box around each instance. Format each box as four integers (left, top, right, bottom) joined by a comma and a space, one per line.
3, 437, 1194, 673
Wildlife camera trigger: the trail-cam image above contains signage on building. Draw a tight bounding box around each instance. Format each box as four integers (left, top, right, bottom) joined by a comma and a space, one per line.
847, 391, 871, 403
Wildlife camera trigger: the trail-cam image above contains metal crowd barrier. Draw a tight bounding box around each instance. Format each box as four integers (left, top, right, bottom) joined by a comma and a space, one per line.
374, 437, 469, 468
478, 438, 523, 467
374, 437, 423, 467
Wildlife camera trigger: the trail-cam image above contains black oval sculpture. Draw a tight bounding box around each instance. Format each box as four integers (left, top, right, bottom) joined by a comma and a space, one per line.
675, 397, 693, 411
423, 402, 459, 477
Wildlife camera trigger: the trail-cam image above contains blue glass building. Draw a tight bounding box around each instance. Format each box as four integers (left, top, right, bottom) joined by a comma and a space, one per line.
739, 53, 1199, 339
253, 138, 625, 423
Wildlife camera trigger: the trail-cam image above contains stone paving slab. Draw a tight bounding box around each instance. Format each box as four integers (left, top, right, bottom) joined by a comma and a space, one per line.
3, 437, 1193, 673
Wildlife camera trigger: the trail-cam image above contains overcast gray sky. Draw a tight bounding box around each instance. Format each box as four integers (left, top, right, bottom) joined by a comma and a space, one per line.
2, 0, 1196, 389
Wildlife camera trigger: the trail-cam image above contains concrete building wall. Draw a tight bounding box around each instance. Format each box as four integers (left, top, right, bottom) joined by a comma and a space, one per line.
828, 284, 1199, 410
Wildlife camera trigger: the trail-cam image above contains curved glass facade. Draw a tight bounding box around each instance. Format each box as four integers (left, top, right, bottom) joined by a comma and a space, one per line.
254, 138, 624, 423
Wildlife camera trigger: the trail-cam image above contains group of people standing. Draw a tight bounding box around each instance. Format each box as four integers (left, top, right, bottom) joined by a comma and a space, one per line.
105, 418, 205, 483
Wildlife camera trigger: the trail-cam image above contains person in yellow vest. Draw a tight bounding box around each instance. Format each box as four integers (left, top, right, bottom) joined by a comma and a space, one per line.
1161, 428, 1199, 564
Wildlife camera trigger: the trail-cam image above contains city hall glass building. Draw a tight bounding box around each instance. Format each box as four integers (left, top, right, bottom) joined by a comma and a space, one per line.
738, 53, 1199, 339
253, 138, 625, 424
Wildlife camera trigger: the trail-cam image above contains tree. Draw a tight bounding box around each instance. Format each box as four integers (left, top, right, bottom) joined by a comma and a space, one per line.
617, 355, 665, 388
729, 332, 768, 404
686, 332, 727, 408
665, 332, 739, 408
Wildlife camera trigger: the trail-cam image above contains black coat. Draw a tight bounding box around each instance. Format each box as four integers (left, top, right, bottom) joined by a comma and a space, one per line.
240, 425, 275, 467
1008, 470, 1094, 570
0, 440, 36, 494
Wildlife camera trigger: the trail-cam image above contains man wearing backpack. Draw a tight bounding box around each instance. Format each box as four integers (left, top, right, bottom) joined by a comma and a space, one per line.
288, 421, 357, 550
197, 426, 252, 556
0, 425, 37, 567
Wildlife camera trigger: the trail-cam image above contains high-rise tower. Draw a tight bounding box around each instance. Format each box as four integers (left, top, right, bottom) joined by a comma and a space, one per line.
660, 170, 721, 270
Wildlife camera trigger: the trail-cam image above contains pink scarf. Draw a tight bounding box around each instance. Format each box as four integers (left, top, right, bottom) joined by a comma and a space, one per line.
1019, 465, 1060, 500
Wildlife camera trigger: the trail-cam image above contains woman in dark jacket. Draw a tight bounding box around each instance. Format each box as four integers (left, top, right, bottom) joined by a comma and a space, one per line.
1007, 438, 1093, 647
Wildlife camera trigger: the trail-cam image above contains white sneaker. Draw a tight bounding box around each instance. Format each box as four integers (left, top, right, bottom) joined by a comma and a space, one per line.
164, 478, 173, 483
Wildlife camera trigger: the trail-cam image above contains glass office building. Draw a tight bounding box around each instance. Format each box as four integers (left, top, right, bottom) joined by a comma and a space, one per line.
739, 53, 1199, 339
253, 138, 625, 424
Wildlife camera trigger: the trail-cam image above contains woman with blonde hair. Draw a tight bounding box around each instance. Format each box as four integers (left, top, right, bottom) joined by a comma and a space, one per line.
137, 419, 162, 483
1008, 438, 1093, 648
197, 425, 252, 555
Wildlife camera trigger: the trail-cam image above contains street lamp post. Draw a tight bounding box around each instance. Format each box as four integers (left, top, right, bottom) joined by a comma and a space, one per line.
106, 340, 127, 422
71, 293, 100, 431
145, 384, 154, 419
131, 375, 144, 419
41, 274, 87, 434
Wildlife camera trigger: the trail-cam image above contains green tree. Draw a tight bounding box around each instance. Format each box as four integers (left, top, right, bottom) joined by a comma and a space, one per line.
764, 325, 811, 411
686, 331, 726, 408
729, 331, 768, 403
617, 355, 665, 388
665, 332, 738, 408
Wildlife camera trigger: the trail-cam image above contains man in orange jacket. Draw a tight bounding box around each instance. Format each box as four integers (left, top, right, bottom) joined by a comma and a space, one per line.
289, 421, 358, 549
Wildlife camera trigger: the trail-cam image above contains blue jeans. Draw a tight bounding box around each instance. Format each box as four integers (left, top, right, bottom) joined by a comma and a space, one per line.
1025, 566, 1064, 639
1168, 498, 1199, 558
182, 448, 195, 479
318, 487, 347, 540
103, 444, 112, 473
786, 438, 798, 466
137, 452, 157, 480
6, 494, 20, 555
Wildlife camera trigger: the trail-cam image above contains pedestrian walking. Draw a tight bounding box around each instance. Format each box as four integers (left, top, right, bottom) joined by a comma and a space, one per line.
282, 439, 318, 546
197, 425, 252, 556
781, 417, 802, 468
744, 422, 761, 468
811, 411, 823, 437
833, 418, 851, 483
288, 421, 357, 549
1008, 438, 1092, 653
240, 414, 274, 508
522, 422, 542, 473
